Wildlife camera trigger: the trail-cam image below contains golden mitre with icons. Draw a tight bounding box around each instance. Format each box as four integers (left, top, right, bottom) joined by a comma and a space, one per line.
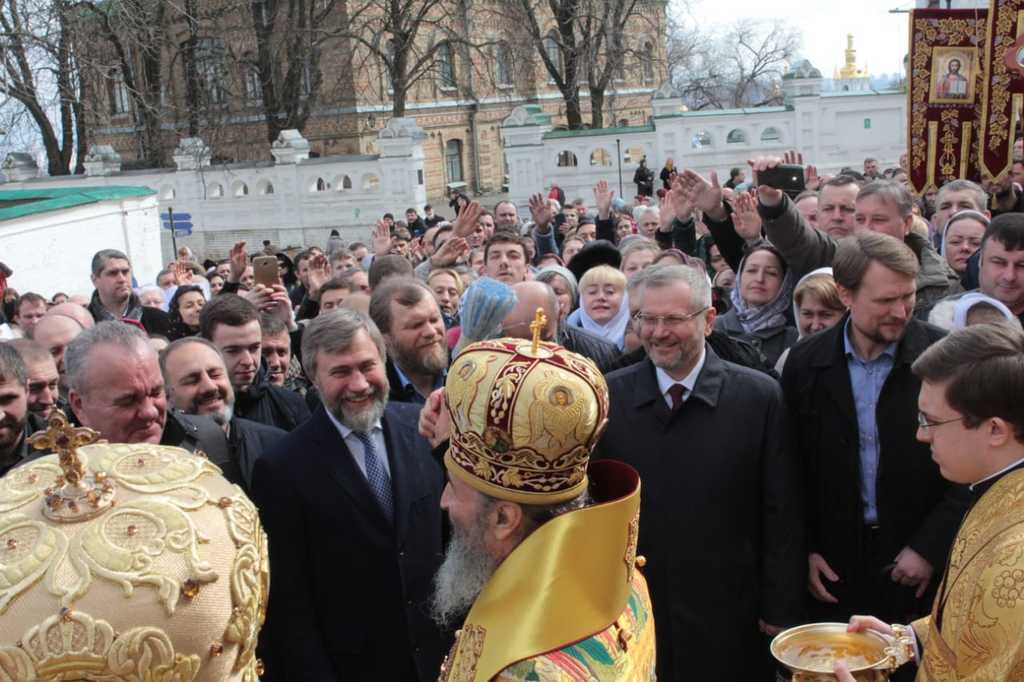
444, 310, 610, 505
0, 411, 268, 681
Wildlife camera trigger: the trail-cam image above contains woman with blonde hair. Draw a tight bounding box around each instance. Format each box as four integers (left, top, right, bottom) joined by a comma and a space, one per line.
774, 267, 847, 372
566, 264, 630, 350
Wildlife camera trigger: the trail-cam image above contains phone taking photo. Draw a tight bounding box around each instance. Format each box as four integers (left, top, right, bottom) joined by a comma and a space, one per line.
252, 255, 280, 287
756, 165, 806, 198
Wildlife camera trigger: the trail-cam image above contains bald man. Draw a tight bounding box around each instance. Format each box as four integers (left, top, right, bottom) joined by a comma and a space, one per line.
48, 302, 95, 329
32, 313, 84, 394
505, 281, 620, 371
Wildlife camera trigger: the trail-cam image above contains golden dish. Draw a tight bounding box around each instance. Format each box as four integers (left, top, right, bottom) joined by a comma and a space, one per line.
771, 622, 909, 677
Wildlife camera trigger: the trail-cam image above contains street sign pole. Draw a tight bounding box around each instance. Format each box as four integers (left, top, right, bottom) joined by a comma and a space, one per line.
167, 206, 177, 255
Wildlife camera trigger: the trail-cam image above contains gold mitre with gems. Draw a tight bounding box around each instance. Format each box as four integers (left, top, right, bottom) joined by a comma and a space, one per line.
0, 411, 268, 681
444, 311, 610, 505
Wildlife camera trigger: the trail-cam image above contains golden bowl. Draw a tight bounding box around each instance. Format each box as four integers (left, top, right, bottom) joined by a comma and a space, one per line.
771, 622, 914, 681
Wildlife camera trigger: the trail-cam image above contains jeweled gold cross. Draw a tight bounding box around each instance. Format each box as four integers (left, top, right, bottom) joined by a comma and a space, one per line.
529, 307, 547, 355
28, 410, 99, 488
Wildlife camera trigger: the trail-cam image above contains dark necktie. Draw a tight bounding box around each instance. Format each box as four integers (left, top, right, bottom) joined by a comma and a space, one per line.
668, 384, 686, 411
354, 430, 394, 522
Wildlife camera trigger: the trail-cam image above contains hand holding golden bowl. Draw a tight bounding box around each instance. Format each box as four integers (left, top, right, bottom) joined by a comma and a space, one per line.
771, 619, 915, 681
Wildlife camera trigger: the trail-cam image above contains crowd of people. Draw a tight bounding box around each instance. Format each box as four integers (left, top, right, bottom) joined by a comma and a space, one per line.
1, 147, 1024, 681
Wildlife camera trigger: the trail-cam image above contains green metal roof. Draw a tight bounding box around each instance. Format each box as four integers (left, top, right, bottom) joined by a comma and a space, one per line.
0, 186, 155, 222
543, 123, 655, 139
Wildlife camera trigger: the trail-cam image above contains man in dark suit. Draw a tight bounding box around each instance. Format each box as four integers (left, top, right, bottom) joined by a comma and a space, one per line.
251, 309, 447, 681
782, 233, 967, 627
594, 263, 805, 681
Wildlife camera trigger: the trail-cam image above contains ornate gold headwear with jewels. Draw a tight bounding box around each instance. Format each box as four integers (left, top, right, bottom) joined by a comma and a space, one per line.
444, 310, 610, 504
0, 410, 268, 681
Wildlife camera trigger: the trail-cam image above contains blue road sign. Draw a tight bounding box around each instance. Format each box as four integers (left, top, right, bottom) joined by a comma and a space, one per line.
173, 226, 193, 236
162, 220, 193, 231
165, 212, 191, 222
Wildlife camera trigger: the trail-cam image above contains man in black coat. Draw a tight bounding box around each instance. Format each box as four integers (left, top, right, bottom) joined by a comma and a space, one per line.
251, 309, 447, 682
200, 294, 310, 431
594, 263, 805, 681
782, 233, 967, 626
160, 337, 285, 491
87, 249, 172, 337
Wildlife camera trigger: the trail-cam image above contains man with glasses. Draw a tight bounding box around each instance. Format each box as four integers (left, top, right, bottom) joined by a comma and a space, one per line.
781, 233, 967, 641
835, 323, 1024, 681
594, 263, 805, 681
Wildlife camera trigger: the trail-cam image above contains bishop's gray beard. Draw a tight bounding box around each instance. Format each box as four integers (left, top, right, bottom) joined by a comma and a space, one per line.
430, 513, 499, 629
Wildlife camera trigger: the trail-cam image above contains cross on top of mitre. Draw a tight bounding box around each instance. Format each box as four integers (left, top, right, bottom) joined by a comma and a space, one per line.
28, 410, 100, 488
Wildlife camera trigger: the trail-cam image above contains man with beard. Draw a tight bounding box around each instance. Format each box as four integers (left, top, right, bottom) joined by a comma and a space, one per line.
250, 309, 446, 681
782, 234, 966, 638
161, 337, 285, 491
200, 294, 310, 431
64, 321, 241, 485
0, 343, 47, 477
87, 249, 172, 336
8, 339, 61, 419
369, 277, 448, 404
429, 333, 656, 681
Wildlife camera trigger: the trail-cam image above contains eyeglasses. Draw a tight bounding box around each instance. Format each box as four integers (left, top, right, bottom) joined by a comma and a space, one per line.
917, 412, 963, 431
633, 307, 710, 328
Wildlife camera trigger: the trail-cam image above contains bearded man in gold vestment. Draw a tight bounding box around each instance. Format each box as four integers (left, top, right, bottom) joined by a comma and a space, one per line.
836, 323, 1024, 681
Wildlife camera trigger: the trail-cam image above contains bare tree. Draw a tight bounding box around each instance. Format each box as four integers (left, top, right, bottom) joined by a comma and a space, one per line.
0, 0, 89, 175
669, 17, 800, 110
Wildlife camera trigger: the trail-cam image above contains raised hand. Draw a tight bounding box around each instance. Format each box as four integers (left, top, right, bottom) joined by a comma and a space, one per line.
528, 193, 553, 229
174, 261, 194, 286
432, 236, 470, 268
418, 388, 451, 449
372, 219, 392, 255
733, 191, 763, 241
667, 176, 694, 225
805, 164, 822, 192
593, 180, 614, 220
306, 253, 332, 301
453, 201, 483, 238
783, 150, 804, 166
678, 169, 726, 220
228, 241, 248, 283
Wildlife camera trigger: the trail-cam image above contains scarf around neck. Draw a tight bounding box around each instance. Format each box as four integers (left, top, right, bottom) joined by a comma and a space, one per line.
566, 291, 630, 350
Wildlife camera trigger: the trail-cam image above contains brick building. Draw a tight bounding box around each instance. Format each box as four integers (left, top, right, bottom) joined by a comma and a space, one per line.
85, 0, 668, 200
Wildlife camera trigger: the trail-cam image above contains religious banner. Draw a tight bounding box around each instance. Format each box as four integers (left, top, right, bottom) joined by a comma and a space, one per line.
978, 0, 1024, 182
908, 9, 989, 194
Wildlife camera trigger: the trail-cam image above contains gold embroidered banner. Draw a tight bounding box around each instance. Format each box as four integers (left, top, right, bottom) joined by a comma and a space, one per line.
908, 9, 989, 194
978, 0, 1024, 182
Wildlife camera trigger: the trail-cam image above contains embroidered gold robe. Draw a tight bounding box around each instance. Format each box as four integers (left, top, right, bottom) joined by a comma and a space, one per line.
438, 461, 656, 682
912, 467, 1024, 680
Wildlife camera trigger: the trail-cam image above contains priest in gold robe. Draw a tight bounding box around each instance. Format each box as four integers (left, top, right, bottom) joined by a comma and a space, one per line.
428, 328, 656, 681
835, 323, 1024, 681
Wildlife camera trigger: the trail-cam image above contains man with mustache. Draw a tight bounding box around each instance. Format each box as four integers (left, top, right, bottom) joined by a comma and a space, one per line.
369, 277, 449, 404
200, 294, 310, 431
0, 343, 48, 478
250, 309, 447, 681
62, 321, 242, 485
161, 337, 285, 491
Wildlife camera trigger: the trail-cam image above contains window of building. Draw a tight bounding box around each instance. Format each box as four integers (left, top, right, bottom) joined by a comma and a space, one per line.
195, 38, 228, 105
384, 38, 396, 93
612, 34, 626, 83
300, 60, 315, 98
760, 127, 782, 143
445, 139, 464, 182
727, 129, 747, 144
496, 42, 513, 87
108, 68, 130, 115
438, 42, 456, 90
691, 130, 712, 149
243, 63, 262, 103
556, 150, 578, 167
643, 42, 654, 83
253, 0, 271, 26
544, 31, 562, 82
590, 148, 611, 166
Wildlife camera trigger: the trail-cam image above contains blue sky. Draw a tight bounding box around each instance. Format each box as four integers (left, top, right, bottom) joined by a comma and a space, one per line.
676, 0, 914, 78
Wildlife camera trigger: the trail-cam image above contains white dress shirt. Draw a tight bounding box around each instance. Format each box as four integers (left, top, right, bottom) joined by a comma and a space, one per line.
654, 347, 706, 409
324, 408, 391, 479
